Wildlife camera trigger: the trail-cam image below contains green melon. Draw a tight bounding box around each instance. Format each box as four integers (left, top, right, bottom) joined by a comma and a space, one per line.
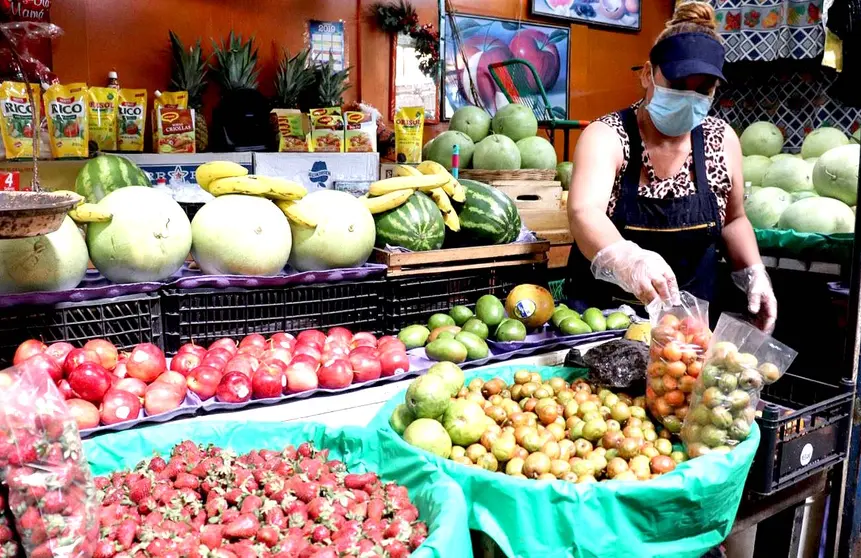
778, 196, 855, 234
742, 155, 772, 188
761, 157, 814, 193
457, 179, 521, 245
374, 191, 445, 251
801, 127, 850, 159
740, 122, 784, 157
75, 153, 151, 203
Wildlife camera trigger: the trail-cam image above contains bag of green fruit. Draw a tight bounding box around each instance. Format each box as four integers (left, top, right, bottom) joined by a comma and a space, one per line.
681, 313, 797, 457
645, 292, 712, 434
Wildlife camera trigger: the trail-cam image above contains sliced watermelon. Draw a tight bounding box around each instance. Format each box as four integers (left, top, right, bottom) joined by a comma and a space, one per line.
374, 191, 445, 251
457, 179, 521, 245
75, 153, 151, 203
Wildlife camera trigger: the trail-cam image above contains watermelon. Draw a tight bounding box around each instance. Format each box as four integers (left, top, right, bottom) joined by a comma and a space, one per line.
374, 191, 445, 251
457, 179, 521, 245
75, 153, 151, 203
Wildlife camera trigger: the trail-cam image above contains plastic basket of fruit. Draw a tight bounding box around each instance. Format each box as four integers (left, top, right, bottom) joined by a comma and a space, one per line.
0, 293, 163, 367
83, 420, 473, 557
162, 280, 384, 354
368, 364, 759, 558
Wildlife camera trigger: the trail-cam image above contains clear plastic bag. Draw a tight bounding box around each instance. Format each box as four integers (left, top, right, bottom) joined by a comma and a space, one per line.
645, 292, 712, 434
680, 313, 797, 457
0, 364, 97, 558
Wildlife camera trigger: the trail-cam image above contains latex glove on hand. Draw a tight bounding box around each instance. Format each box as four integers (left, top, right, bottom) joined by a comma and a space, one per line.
591, 240, 681, 305
732, 264, 777, 334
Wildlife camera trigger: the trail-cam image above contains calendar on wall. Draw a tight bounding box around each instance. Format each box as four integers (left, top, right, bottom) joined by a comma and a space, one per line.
309, 20, 346, 70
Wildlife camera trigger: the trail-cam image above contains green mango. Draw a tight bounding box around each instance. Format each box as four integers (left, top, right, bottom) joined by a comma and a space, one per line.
397, 324, 431, 349
582, 307, 607, 332
425, 338, 468, 363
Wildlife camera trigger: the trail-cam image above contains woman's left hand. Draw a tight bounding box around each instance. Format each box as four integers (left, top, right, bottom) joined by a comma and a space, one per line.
732, 264, 777, 334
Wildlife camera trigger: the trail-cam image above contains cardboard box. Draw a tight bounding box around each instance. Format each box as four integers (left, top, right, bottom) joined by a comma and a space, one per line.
255, 152, 379, 192
124, 153, 253, 186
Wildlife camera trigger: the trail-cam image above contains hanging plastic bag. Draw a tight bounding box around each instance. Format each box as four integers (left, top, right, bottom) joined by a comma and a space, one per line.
645, 292, 712, 434
681, 313, 797, 457
0, 364, 98, 558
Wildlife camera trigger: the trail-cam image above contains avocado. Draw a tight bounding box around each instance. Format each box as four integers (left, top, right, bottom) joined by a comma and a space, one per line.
455, 331, 490, 360
552, 308, 578, 328
425, 338, 468, 363
428, 325, 461, 342
559, 316, 592, 335
582, 307, 607, 332
397, 324, 431, 349
428, 313, 456, 330
476, 294, 506, 328
495, 318, 527, 342
606, 311, 631, 330
449, 305, 474, 326
462, 318, 490, 340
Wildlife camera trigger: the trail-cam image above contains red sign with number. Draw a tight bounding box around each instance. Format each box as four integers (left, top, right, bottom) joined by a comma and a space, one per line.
0, 171, 21, 191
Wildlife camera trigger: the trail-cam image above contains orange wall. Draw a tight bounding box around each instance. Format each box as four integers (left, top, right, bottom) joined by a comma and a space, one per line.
50, 0, 673, 158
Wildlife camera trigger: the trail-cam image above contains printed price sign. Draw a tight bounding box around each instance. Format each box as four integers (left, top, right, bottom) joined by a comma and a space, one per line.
0, 171, 21, 191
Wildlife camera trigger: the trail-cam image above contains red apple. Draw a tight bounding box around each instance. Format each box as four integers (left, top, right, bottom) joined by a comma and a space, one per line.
115, 377, 147, 399
318, 358, 353, 389
83, 339, 119, 371
380, 351, 410, 377
18, 353, 63, 383
237, 345, 265, 359
224, 354, 259, 378
327, 327, 353, 346
457, 35, 513, 111
57, 379, 74, 400
126, 343, 166, 383
216, 372, 252, 403
251, 367, 286, 399
209, 338, 238, 355
239, 333, 267, 349
13, 339, 46, 366
350, 332, 377, 349
290, 353, 319, 369
155, 371, 188, 397
63, 348, 100, 377
144, 382, 184, 415
100, 389, 142, 425
170, 352, 202, 376
508, 29, 561, 93
269, 332, 296, 351
379, 339, 407, 355
68, 362, 112, 404
377, 336, 400, 349
297, 330, 326, 349
349, 351, 382, 383
113, 361, 128, 378
186, 366, 222, 400
261, 347, 292, 366
350, 346, 378, 359
285, 359, 319, 393
178, 343, 208, 361
66, 398, 100, 430
45, 342, 74, 368
294, 343, 322, 363
322, 344, 349, 363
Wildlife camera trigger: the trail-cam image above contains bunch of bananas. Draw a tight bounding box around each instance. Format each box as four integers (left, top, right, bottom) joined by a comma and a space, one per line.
196, 161, 317, 228
67, 193, 112, 224
363, 162, 467, 231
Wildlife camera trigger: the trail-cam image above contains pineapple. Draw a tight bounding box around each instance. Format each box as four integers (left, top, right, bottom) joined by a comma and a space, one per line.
211, 31, 260, 92
169, 31, 210, 151
315, 55, 351, 108
275, 48, 315, 109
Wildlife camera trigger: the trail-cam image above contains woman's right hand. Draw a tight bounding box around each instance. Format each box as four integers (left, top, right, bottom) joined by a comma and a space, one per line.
591, 240, 681, 305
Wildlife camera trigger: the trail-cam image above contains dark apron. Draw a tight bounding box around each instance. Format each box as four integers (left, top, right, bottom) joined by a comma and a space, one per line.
565, 107, 722, 311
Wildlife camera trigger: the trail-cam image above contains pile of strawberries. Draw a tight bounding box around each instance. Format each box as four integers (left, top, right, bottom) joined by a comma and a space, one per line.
0, 487, 22, 558
95, 441, 429, 558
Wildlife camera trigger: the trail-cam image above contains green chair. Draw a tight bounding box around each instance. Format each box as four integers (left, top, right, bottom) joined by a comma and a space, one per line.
488, 58, 588, 158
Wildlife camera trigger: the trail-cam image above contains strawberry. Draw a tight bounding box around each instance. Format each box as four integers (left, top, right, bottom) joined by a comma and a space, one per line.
346, 500, 367, 521
221, 508, 240, 524
307, 548, 337, 558
307, 496, 333, 521
298, 457, 325, 480
200, 524, 224, 550
239, 494, 262, 514
94, 539, 117, 558
224, 513, 259, 539
311, 524, 330, 543
409, 529, 428, 550
256, 525, 279, 547
127, 479, 150, 505
146, 539, 168, 557
148, 456, 167, 473
384, 540, 410, 558
297, 443, 313, 458
273, 461, 294, 478
174, 473, 199, 490
343, 473, 377, 490
0, 524, 13, 544
291, 480, 320, 503
224, 488, 243, 506
263, 506, 286, 529
115, 519, 136, 549
206, 495, 227, 518
394, 504, 419, 523
367, 498, 385, 522
384, 517, 412, 541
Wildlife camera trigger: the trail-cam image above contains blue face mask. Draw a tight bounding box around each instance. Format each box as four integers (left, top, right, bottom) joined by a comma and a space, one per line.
645, 73, 713, 137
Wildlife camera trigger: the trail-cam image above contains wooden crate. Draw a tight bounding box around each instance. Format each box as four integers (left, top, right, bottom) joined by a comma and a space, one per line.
519, 208, 573, 270
372, 240, 550, 277
492, 180, 563, 211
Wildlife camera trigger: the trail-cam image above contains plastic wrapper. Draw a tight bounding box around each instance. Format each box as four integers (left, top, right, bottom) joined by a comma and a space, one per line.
0, 364, 97, 558
0, 486, 22, 558
681, 313, 797, 457
0, 22, 61, 88
645, 292, 712, 434
566, 338, 649, 389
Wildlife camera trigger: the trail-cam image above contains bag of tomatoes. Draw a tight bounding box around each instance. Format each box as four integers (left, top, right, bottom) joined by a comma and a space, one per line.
681, 314, 797, 457
645, 292, 712, 435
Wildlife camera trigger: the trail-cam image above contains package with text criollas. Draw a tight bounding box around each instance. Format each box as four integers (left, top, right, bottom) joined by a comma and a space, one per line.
151, 90, 187, 149
156, 108, 196, 153
0, 82, 40, 160
44, 83, 89, 159
117, 88, 147, 152
87, 87, 118, 151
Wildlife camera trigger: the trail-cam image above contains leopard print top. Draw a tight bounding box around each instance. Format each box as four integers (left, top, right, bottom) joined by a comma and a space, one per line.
598, 101, 732, 223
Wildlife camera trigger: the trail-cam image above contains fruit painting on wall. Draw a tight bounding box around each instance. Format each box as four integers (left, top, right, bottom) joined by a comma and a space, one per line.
531, 0, 641, 31
442, 14, 570, 119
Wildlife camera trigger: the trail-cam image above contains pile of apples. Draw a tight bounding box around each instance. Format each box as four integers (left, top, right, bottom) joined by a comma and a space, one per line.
11, 338, 174, 431
179, 327, 410, 404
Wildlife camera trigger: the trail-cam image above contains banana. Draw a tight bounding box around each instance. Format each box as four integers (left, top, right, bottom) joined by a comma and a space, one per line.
395, 164, 423, 177
195, 161, 248, 190
68, 203, 112, 223
208, 175, 307, 201
416, 160, 466, 202
361, 189, 414, 214
368, 175, 448, 196
441, 210, 461, 232
275, 200, 318, 228
416, 160, 450, 176
429, 188, 460, 231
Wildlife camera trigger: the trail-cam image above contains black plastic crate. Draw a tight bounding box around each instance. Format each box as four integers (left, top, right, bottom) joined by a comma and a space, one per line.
748, 373, 853, 496
162, 281, 384, 354
0, 293, 163, 367
383, 264, 548, 333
